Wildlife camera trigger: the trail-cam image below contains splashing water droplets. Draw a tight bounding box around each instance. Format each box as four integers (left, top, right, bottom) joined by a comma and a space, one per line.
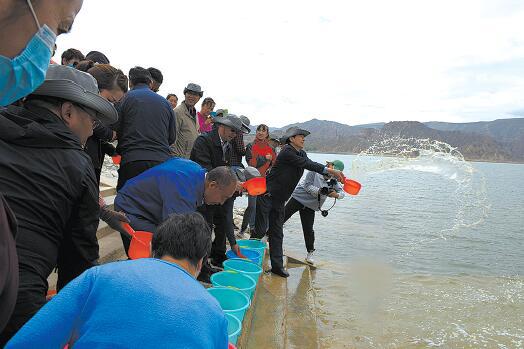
351, 137, 490, 260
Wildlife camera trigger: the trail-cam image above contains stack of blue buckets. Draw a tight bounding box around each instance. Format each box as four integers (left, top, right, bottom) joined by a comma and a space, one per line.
207, 239, 266, 346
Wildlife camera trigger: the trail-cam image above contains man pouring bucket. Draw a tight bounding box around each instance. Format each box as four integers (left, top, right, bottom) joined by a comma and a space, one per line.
251, 127, 345, 277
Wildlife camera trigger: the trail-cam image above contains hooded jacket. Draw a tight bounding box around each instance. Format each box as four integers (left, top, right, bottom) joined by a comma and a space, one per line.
0, 105, 100, 291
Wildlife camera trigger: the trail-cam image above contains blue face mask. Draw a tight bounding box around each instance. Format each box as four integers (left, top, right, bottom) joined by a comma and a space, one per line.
0, 0, 57, 106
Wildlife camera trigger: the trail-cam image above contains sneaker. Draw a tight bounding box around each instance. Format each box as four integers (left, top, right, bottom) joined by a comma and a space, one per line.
305, 251, 315, 265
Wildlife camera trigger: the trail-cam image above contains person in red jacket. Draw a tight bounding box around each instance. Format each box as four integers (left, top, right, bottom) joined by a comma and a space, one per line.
241, 124, 276, 235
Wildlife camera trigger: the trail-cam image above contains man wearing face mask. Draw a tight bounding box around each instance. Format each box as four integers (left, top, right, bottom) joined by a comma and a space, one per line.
6, 213, 228, 349
0, 0, 84, 106
0, 64, 118, 344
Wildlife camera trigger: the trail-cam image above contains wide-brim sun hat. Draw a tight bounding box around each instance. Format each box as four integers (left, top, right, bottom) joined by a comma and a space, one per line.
239, 115, 251, 134
280, 126, 310, 144
31, 65, 118, 125
214, 113, 250, 134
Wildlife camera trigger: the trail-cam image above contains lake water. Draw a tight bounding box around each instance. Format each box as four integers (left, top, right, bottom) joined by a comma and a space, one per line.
248, 149, 523, 348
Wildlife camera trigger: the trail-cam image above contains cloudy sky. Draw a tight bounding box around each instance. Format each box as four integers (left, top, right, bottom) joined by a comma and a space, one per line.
55, 0, 524, 127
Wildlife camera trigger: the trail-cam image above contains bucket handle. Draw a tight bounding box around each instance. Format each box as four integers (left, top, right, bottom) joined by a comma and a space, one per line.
121, 223, 149, 247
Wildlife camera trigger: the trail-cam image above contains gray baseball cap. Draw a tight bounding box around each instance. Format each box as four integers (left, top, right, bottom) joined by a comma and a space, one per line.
30, 65, 118, 125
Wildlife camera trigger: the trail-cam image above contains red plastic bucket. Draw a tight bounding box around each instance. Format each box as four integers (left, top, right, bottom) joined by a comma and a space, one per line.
242, 177, 266, 196
343, 179, 361, 195
112, 155, 121, 165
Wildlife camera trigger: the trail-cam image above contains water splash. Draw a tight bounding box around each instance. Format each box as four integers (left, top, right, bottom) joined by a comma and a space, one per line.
351, 137, 490, 258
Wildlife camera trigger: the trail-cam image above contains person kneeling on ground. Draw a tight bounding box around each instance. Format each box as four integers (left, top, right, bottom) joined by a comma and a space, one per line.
6, 213, 228, 349
284, 160, 346, 265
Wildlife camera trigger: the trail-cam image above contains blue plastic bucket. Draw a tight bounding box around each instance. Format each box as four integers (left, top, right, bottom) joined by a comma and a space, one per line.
237, 240, 266, 265
225, 313, 241, 345
211, 271, 257, 299
223, 258, 263, 284
226, 248, 262, 265
208, 287, 251, 322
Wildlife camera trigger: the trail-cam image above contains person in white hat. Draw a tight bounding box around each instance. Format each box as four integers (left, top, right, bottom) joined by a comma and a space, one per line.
0, 64, 117, 343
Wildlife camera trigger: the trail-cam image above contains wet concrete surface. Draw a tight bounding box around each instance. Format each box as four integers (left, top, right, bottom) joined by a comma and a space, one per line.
245, 259, 320, 349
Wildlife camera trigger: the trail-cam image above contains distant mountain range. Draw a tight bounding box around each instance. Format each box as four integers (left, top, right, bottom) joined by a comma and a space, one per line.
247, 118, 524, 163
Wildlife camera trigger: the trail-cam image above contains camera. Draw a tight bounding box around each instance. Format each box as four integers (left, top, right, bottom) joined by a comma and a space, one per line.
319, 187, 330, 196
319, 178, 338, 196
327, 178, 337, 187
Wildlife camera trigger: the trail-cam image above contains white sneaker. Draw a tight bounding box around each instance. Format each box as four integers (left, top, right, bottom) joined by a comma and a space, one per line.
305, 251, 315, 264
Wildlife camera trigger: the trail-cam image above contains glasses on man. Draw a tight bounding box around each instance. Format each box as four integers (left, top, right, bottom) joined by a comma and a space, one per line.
75, 104, 98, 128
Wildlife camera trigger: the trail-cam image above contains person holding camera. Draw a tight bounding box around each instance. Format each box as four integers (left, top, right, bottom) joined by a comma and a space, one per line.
283, 160, 345, 265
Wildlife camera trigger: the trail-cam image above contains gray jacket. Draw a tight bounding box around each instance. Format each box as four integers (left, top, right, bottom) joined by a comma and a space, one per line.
171, 102, 199, 158
291, 170, 345, 211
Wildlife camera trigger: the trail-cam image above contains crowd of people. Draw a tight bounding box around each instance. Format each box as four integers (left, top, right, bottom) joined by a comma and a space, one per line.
0, 0, 346, 346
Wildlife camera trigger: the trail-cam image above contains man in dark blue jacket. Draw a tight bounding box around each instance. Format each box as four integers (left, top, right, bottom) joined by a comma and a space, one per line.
115, 66, 176, 190
114, 158, 237, 246
252, 127, 344, 277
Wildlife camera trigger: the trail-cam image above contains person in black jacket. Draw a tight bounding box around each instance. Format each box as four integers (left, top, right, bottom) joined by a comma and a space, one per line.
0, 194, 18, 333
0, 65, 118, 343
190, 114, 247, 270
78, 62, 128, 185
251, 127, 344, 277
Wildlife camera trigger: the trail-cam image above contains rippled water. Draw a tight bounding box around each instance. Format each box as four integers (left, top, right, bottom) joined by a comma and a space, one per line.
279, 148, 523, 348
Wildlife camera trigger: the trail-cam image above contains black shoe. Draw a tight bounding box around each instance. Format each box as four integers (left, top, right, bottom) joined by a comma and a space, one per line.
271, 267, 289, 278
207, 260, 223, 273
202, 261, 220, 275
210, 255, 227, 267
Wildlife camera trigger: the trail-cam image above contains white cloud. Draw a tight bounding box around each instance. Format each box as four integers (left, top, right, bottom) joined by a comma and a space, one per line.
55, 0, 524, 126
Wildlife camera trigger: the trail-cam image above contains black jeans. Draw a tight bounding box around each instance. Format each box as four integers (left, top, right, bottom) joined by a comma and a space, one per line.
116, 160, 163, 191
198, 197, 235, 264
284, 197, 316, 252
252, 194, 271, 239
253, 195, 286, 270
0, 270, 46, 345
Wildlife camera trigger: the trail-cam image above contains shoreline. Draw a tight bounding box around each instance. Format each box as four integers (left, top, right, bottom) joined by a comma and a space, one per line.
305, 150, 524, 165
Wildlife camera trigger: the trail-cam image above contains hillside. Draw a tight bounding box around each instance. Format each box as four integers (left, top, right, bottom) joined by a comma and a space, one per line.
248, 118, 524, 163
